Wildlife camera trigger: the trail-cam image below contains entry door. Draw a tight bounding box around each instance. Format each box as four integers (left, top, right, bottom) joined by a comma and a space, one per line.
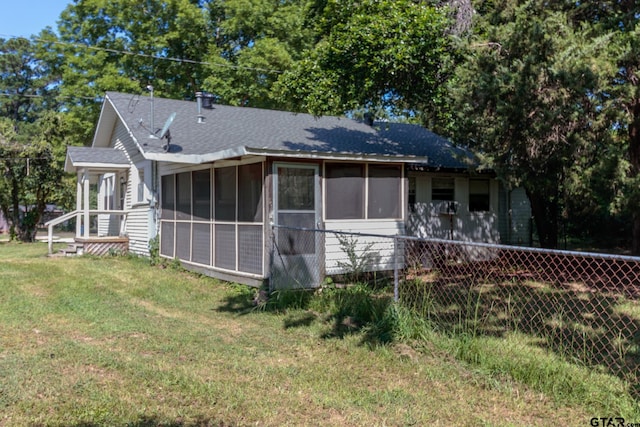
272, 163, 322, 289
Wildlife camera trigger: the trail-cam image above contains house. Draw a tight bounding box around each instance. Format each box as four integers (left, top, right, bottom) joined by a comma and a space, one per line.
60, 91, 531, 288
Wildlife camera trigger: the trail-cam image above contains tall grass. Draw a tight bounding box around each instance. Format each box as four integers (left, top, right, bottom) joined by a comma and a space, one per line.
265, 279, 640, 418
393, 279, 640, 419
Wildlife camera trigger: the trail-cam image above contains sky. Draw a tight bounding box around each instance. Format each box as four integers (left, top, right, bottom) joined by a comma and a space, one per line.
0, 0, 71, 39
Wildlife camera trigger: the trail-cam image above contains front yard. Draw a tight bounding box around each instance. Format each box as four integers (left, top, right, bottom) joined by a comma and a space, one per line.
0, 242, 633, 426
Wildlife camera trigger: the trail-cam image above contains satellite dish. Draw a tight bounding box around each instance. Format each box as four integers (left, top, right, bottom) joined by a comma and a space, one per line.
159, 112, 176, 139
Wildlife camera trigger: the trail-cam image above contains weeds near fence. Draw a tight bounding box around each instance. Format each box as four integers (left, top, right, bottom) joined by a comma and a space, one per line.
254, 282, 640, 418
269, 225, 640, 414
400, 240, 640, 408
335, 235, 378, 284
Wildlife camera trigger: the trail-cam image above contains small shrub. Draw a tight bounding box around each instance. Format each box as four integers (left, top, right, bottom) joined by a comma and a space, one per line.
335, 235, 378, 284
148, 235, 161, 266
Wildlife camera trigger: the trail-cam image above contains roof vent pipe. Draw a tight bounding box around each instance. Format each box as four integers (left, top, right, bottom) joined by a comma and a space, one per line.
363, 112, 374, 126
147, 85, 157, 138
196, 91, 205, 123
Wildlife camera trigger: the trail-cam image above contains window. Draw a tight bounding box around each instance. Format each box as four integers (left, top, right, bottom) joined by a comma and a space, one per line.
469, 179, 490, 212
432, 177, 455, 201
368, 165, 401, 219
325, 163, 365, 219
102, 175, 115, 210
278, 167, 315, 211
137, 168, 145, 203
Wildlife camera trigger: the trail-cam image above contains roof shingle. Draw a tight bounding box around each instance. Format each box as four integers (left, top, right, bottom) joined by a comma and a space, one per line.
103, 91, 473, 168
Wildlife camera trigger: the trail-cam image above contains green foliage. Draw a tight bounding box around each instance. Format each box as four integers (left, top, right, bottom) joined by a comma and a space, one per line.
202, 0, 314, 108
261, 288, 313, 312
148, 235, 161, 266
442, 0, 640, 252
275, 0, 455, 123
335, 234, 377, 284
448, 2, 602, 248
0, 37, 71, 241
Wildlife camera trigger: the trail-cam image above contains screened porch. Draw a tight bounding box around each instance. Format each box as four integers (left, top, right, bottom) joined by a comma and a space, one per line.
159, 161, 265, 283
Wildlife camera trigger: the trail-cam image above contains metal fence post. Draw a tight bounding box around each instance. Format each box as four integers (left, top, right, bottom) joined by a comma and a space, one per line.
393, 236, 399, 302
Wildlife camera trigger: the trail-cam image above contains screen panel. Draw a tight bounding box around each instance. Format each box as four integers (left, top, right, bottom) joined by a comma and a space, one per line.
160, 222, 174, 257
325, 163, 364, 219
368, 164, 401, 219
176, 172, 192, 221
192, 223, 211, 265
192, 169, 211, 221
176, 222, 191, 261
215, 167, 236, 221
161, 175, 175, 220
238, 225, 263, 274
238, 163, 263, 222
215, 224, 236, 270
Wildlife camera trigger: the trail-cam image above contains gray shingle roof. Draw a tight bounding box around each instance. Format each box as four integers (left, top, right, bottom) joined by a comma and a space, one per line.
65, 146, 129, 171
104, 91, 473, 168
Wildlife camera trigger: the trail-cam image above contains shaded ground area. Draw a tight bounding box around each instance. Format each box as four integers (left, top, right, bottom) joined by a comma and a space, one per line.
401, 244, 640, 398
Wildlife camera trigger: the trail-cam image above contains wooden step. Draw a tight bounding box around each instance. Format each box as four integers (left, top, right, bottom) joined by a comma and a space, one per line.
58, 243, 84, 256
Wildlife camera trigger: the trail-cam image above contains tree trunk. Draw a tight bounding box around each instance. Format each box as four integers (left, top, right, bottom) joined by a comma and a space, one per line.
526, 188, 559, 249
9, 168, 19, 241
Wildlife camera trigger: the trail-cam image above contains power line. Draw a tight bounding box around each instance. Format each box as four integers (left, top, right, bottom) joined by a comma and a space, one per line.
0, 93, 100, 101
0, 33, 283, 74
0, 158, 51, 160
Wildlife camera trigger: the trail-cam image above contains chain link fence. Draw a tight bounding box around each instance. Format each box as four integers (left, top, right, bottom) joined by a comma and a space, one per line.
271, 224, 640, 388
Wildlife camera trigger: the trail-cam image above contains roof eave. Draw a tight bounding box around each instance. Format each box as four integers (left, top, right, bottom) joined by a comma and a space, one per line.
65, 160, 130, 173
143, 147, 249, 164
244, 147, 427, 163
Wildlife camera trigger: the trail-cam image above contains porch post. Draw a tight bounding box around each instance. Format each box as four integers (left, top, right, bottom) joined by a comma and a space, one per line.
83, 170, 90, 238
76, 171, 83, 238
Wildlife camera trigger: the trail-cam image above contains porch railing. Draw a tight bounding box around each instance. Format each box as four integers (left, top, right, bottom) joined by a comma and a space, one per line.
44, 209, 128, 255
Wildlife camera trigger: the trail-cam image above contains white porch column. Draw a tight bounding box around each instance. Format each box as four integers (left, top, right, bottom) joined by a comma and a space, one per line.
76, 171, 83, 238
83, 170, 90, 238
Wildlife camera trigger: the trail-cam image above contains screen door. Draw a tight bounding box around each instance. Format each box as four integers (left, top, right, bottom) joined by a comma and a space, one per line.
272, 163, 322, 288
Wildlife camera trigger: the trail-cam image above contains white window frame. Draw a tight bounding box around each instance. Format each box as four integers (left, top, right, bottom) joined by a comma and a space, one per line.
134, 162, 150, 205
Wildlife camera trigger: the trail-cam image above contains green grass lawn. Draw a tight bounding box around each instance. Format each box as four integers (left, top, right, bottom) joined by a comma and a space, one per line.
0, 242, 636, 426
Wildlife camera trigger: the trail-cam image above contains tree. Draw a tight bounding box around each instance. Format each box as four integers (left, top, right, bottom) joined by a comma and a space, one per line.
448, 1, 602, 248
53, 0, 211, 140
515, 0, 640, 253
0, 37, 69, 241
575, 2, 640, 255
51, 0, 318, 124
274, 0, 455, 124
202, 0, 316, 108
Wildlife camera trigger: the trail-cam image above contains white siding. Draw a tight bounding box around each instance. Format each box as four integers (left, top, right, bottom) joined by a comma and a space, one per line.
324, 220, 404, 275
112, 120, 155, 252
127, 206, 151, 255
408, 173, 501, 243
